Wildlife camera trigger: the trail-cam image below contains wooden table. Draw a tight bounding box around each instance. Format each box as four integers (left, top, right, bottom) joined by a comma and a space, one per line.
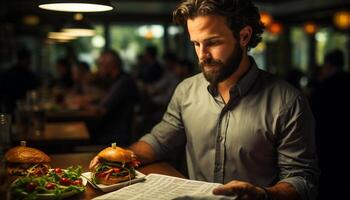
16, 122, 90, 141
0, 153, 185, 200
50, 153, 185, 178
13, 122, 90, 153
46, 109, 101, 122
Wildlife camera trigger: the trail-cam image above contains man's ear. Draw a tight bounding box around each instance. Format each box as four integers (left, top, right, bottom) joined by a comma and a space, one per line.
239, 26, 253, 47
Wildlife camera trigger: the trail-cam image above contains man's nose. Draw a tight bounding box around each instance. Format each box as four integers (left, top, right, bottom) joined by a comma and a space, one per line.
198, 46, 210, 61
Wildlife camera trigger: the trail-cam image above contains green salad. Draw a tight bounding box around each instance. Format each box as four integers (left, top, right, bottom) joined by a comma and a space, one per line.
10, 166, 85, 200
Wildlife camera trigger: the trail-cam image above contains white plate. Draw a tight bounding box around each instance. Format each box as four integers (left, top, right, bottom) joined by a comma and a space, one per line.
82, 170, 146, 192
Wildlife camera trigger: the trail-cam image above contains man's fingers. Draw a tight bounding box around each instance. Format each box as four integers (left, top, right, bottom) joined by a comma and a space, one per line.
89, 156, 99, 171
213, 186, 237, 196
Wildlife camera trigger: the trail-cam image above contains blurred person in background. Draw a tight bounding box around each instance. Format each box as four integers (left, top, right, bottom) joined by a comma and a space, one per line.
54, 57, 74, 90
174, 58, 195, 81
0, 47, 41, 114
75, 49, 139, 146
135, 47, 179, 134
124, 0, 319, 200
138, 45, 163, 84
72, 62, 90, 94
284, 68, 305, 90
70, 61, 93, 95
64, 61, 100, 110
310, 49, 350, 200
162, 52, 179, 75
50, 57, 74, 106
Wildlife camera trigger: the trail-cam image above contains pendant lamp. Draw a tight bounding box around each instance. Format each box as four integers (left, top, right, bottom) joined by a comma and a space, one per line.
38, 0, 113, 12
48, 31, 77, 41
62, 13, 96, 37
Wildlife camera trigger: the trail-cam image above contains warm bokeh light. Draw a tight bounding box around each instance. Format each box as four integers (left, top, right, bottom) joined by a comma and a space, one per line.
333, 10, 350, 30
260, 11, 273, 27
144, 30, 154, 40
74, 13, 84, 21
269, 22, 283, 35
22, 15, 40, 26
304, 21, 317, 34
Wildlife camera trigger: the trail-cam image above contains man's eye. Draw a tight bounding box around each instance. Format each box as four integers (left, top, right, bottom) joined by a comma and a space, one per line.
206, 40, 218, 46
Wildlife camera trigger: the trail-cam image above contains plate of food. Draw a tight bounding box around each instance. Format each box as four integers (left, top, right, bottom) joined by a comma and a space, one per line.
10, 166, 86, 199
84, 143, 145, 192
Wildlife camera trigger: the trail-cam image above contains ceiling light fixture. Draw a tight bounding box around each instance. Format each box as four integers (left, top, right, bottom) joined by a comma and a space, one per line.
38, 0, 113, 12
48, 31, 77, 40
62, 13, 96, 37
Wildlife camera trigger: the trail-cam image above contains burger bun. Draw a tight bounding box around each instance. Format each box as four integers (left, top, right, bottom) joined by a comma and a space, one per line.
5, 146, 51, 163
97, 147, 135, 163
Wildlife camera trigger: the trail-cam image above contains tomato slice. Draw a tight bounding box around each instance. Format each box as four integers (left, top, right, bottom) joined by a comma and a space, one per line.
54, 168, 62, 174
72, 179, 82, 186
113, 168, 120, 173
60, 177, 71, 186
45, 183, 56, 190
25, 182, 37, 193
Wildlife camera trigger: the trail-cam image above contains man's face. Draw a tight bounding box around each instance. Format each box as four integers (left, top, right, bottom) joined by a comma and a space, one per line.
187, 15, 242, 85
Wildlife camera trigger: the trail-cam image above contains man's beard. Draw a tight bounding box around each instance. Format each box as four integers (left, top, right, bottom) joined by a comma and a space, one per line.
199, 45, 242, 85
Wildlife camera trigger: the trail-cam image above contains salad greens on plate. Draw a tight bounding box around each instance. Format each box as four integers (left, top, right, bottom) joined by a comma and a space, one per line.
10, 166, 85, 200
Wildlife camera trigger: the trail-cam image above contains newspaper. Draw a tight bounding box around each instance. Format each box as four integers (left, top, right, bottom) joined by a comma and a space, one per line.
92, 173, 237, 200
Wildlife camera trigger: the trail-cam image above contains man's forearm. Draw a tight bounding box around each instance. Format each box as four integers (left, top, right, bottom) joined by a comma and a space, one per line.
129, 141, 158, 165
266, 182, 301, 200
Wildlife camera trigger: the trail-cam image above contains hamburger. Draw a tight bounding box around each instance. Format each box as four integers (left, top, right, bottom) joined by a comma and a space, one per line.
91, 143, 140, 185
4, 141, 51, 176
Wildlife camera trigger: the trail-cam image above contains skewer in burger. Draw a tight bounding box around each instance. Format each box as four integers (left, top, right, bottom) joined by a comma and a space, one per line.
90, 143, 140, 185
4, 141, 51, 176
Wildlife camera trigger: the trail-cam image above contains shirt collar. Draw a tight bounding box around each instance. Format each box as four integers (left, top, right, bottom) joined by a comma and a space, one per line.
236, 56, 260, 97
207, 56, 260, 98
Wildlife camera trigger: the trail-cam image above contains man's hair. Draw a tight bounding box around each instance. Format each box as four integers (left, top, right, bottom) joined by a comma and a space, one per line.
173, 0, 264, 49
324, 49, 344, 69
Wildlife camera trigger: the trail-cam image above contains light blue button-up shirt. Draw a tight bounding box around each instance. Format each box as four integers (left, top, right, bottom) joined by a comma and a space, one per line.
141, 58, 319, 200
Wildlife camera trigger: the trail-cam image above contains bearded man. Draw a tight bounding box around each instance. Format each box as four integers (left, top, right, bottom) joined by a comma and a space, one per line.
91, 1, 319, 200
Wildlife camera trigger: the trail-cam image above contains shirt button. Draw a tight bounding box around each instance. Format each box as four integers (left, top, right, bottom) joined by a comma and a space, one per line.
217, 136, 223, 142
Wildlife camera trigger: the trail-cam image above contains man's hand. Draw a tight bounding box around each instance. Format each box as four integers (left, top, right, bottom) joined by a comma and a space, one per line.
128, 141, 158, 165
213, 180, 266, 200
89, 156, 100, 171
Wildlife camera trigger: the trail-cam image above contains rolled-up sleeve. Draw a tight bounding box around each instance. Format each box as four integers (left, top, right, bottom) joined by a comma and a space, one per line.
277, 95, 320, 200
140, 82, 186, 160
